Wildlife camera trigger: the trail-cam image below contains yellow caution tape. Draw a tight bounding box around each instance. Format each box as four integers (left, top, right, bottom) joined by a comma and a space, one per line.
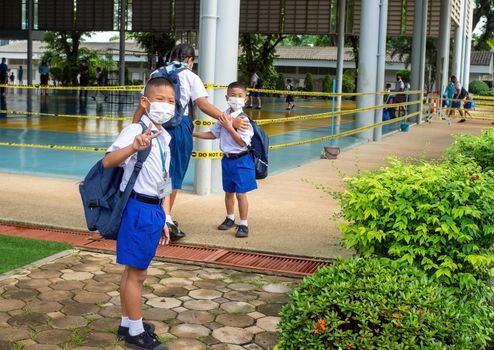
191, 151, 223, 159
0, 109, 130, 121
0, 84, 143, 91
193, 119, 216, 127
0, 83, 423, 99
0, 141, 107, 152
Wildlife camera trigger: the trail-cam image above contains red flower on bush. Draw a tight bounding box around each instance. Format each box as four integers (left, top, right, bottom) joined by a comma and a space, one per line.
314, 319, 327, 334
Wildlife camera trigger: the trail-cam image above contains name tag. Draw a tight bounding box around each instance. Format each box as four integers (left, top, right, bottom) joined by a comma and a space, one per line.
157, 177, 172, 199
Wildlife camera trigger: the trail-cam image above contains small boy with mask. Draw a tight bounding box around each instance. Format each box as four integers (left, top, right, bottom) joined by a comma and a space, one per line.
193, 82, 257, 238
103, 77, 175, 350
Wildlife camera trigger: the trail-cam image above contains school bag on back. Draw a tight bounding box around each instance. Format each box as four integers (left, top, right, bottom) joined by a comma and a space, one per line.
150, 66, 193, 128
79, 122, 151, 240
241, 113, 269, 179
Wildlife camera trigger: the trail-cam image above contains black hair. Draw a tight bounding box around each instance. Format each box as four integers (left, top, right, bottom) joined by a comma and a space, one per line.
451, 75, 457, 80
144, 77, 175, 97
169, 44, 195, 63
227, 81, 247, 94
287, 79, 292, 83
1, 58, 5, 62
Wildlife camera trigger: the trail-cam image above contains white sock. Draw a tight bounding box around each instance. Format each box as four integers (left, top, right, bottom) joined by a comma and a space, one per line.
166, 214, 173, 224
128, 318, 145, 336
121, 316, 130, 328
240, 219, 248, 226
227, 214, 235, 221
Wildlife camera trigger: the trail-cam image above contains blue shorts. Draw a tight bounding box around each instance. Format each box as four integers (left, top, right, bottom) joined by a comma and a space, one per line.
222, 154, 257, 193
166, 116, 193, 190
250, 92, 260, 98
116, 198, 165, 270
451, 101, 461, 109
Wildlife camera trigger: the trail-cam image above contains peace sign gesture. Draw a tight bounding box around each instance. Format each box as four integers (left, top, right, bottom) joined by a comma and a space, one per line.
132, 123, 161, 151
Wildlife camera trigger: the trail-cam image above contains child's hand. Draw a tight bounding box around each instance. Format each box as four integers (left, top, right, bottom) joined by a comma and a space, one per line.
232, 116, 250, 130
133, 123, 160, 151
219, 113, 233, 130
160, 224, 170, 245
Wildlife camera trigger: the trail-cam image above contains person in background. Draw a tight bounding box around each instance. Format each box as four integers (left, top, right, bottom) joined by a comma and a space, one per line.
79, 61, 89, 98
0, 58, 8, 95
38, 61, 50, 95
17, 66, 23, 84
448, 75, 466, 122
285, 79, 295, 111
246, 72, 262, 109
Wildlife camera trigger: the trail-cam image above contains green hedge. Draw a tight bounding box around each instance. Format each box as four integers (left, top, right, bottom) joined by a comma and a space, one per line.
277, 258, 494, 350
337, 159, 494, 288
445, 129, 494, 172
469, 80, 492, 96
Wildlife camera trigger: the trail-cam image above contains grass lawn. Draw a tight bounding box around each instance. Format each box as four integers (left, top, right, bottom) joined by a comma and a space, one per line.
0, 234, 72, 274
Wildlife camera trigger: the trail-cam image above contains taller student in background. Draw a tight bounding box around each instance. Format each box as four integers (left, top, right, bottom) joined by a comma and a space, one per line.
0, 58, 8, 95
132, 44, 249, 241
38, 61, 49, 96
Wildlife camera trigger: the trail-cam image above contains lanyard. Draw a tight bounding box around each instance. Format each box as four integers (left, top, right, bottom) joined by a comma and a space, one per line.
155, 134, 167, 177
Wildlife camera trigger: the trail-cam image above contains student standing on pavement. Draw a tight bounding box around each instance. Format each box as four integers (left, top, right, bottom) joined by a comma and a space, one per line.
38, 61, 50, 95
17, 66, 23, 84
285, 79, 295, 110
132, 43, 249, 242
246, 72, 262, 109
448, 75, 466, 122
193, 82, 257, 238
103, 77, 174, 350
0, 58, 8, 95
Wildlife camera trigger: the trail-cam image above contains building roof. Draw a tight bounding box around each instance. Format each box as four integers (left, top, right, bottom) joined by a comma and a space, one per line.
0, 41, 146, 56
470, 51, 493, 66
274, 46, 404, 63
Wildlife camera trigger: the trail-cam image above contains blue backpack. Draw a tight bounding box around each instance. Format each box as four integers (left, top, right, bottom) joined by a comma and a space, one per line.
150, 65, 193, 128
79, 122, 151, 240
241, 113, 269, 179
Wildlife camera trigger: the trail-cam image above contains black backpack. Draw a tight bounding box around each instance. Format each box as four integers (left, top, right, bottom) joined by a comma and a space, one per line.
459, 87, 468, 99
241, 113, 269, 179
150, 65, 193, 128
79, 121, 151, 240
255, 78, 264, 89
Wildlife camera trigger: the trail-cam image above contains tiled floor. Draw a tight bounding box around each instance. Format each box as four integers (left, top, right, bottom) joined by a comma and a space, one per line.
0, 250, 301, 350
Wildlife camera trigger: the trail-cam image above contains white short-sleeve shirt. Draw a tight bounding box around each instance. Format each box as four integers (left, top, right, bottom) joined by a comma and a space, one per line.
454, 81, 462, 92
209, 108, 254, 154
106, 115, 171, 197
149, 63, 208, 115
251, 73, 259, 85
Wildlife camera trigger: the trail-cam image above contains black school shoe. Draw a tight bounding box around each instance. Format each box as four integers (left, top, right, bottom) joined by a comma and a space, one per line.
235, 225, 249, 238
125, 331, 167, 350
166, 222, 186, 242
117, 321, 156, 340
218, 217, 235, 230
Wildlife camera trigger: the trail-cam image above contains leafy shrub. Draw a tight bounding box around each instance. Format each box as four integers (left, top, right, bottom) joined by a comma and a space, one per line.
322, 75, 332, 93
336, 159, 494, 287
469, 80, 490, 95
342, 73, 355, 93
304, 72, 314, 92
445, 129, 494, 172
396, 69, 411, 83
278, 258, 494, 350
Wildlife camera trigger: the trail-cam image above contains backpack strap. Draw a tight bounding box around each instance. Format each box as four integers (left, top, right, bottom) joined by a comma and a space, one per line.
174, 67, 194, 119
120, 121, 153, 197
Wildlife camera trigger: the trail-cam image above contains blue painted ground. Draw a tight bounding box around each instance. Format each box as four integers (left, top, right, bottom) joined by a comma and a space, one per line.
0, 92, 403, 189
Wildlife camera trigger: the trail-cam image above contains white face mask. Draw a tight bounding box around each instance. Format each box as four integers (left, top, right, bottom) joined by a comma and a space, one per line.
145, 98, 175, 125
227, 97, 245, 111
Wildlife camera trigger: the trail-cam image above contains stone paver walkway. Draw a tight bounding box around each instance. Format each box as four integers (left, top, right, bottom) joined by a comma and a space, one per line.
0, 250, 299, 350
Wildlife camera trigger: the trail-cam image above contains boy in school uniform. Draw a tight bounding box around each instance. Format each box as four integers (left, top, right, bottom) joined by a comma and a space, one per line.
193, 82, 257, 238
103, 77, 175, 350
285, 79, 295, 110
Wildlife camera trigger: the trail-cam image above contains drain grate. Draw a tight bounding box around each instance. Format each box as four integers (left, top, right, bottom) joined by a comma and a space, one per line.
0, 224, 331, 276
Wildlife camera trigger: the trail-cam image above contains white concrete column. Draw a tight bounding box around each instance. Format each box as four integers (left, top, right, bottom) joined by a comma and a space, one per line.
211, 0, 241, 193
119, 0, 127, 85
410, 0, 428, 123
452, 0, 464, 79
27, 0, 33, 85
436, 0, 452, 96
356, 0, 379, 141
373, 0, 388, 141
335, 0, 346, 112
195, 0, 218, 196
462, 0, 473, 88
